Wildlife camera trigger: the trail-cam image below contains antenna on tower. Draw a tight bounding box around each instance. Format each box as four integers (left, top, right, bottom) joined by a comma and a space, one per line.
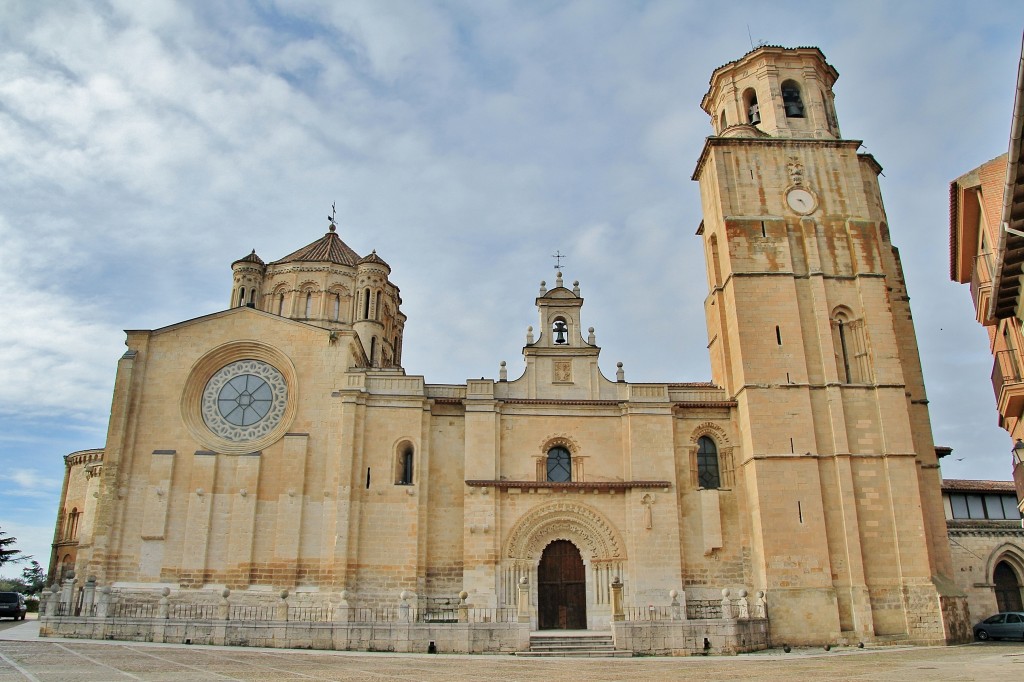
746, 25, 765, 50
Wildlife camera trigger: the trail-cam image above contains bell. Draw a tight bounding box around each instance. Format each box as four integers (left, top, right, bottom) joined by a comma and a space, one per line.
553, 320, 568, 345
748, 104, 760, 125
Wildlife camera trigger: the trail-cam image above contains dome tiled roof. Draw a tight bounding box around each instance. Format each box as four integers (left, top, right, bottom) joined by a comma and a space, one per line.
270, 226, 362, 266
231, 249, 265, 267
357, 250, 390, 268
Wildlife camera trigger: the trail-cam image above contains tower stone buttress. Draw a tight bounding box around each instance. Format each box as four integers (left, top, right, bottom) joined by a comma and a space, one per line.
693, 46, 968, 645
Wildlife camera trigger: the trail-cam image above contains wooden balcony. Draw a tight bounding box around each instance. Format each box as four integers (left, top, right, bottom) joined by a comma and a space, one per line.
993, 350, 1024, 420
971, 254, 994, 325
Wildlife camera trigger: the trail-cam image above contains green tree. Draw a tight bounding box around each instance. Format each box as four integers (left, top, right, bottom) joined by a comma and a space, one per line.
0, 577, 28, 593
20, 561, 46, 595
0, 527, 27, 567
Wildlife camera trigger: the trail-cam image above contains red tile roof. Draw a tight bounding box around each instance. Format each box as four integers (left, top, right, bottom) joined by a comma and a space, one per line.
271, 227, 361, 266
942, 479, 1016, 493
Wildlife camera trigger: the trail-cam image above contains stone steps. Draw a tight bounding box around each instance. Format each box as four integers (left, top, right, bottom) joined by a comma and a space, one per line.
516, 631, 632, 658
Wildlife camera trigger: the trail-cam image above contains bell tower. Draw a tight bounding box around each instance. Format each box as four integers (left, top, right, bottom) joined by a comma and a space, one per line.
693, 46, 967, 645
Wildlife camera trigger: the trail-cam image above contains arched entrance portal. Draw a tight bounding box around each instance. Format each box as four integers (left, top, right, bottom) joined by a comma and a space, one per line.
538, 540, 587, 630
994, 560, 1023, 612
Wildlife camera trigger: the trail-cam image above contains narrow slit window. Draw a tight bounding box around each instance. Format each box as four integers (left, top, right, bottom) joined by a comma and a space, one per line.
238, 287, 246, 307
397, 446, 414, 485
366, 467, 371, 489
305, 292, 312, 318
838, 320, 852, 383
776, 326, 782, 345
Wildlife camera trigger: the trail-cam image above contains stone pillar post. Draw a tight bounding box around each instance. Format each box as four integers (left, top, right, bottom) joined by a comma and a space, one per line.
96, 586, 112, 619
157, 588, 170, 619
45, 584, 59, 617
399, 591, 411, 622
218, 588, 230, 621
720, 588, 734, 620
737, 589, 749, 619
276, 590, 289, 621
81, 576, 96, 616
669, 589, 681, 621
458, 591, 469, 624
755, 590, 767, 618
332, 590, 350, 623
611, 577, 624, 622
516, 577, 531, 624
60, 577, 76, 615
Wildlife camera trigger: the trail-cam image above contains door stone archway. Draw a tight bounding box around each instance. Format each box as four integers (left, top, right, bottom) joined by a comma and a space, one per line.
994, 560, 1023, 612
538, 540, 587, 629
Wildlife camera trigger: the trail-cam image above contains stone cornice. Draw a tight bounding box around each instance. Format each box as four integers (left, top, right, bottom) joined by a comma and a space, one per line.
466, 480, 671, 490
65, 449, 104, 467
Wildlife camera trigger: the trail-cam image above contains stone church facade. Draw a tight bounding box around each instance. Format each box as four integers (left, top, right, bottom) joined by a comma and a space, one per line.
46, 46, 971, 652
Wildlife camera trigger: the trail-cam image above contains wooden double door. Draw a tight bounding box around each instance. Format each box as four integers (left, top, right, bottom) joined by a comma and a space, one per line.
538, 540, 587, 630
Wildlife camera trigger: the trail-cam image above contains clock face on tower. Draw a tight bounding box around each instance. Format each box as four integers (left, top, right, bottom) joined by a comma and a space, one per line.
785, 187, 817, 215
201, 359, 288, 442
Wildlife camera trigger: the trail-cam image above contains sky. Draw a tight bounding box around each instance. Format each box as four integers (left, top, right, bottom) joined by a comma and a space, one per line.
1, 0, 1023, 576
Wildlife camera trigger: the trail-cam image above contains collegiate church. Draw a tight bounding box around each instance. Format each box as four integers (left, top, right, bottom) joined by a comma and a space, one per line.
48, 46, 971, 651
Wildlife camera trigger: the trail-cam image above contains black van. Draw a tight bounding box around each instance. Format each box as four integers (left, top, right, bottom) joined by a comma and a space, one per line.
0, 592, 27, 620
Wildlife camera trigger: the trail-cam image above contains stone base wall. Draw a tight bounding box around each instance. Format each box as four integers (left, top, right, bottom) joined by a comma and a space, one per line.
39, 616, 531, 654
611, 619, 770, 656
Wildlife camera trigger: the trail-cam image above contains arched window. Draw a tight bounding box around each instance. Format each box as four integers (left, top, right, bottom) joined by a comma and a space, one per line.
248, 289, 256, 306
697, 436, 720, 489
743, 88, 760, 125
238, 287, 246, 307
375, 291, 382, 321
332, 294, 340, 321
396, 444, 414, 485
781, 80, 805, 118
363, 288, 371, 319
277, 293, 285, 316
305, 292, 313, 318
832, 307, 868, 384
719, 110, 727, 133
369, 337, 377, 366
547, 447, 571, 482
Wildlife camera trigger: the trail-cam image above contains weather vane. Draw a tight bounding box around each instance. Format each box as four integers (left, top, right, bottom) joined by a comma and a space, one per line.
552, 250, 566, 272
328, 202, 337, 231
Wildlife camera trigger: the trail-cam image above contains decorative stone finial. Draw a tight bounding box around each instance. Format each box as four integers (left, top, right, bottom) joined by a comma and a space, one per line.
573, 280, 580, 296
616, 362, 625, 382
555, 271, 564, 287
526, 326, 534, 344
499, 361, 507, 381
588, 327, 596, 345
539, 281, 547, 295
161, 587, 170, 597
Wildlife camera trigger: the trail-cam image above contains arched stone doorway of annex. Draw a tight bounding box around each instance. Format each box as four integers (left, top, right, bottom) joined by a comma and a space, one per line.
502, 501, 625, 630
988, 546, 1024, 613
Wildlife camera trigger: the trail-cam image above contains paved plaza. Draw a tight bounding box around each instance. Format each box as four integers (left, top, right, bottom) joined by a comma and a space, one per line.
1, 617, 1023, 681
